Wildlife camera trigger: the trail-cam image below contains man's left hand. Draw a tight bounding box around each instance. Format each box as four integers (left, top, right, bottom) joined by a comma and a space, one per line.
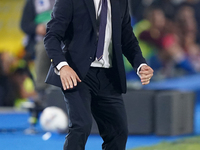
139, 65, 154, 85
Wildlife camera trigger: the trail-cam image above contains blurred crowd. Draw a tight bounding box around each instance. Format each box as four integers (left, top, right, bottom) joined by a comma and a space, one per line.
129, 0, 200, 80
0, 0, 53, 108
0, 51, 37, 106
1, 0, 200, 107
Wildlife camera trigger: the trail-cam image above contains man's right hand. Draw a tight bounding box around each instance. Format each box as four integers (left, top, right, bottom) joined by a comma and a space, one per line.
36, 24, 46, 36
60, 65, 81, 90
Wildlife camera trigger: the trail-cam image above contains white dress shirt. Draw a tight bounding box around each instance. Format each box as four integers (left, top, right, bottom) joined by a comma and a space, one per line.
55, 0, 146, 75
90, 0, 112, 68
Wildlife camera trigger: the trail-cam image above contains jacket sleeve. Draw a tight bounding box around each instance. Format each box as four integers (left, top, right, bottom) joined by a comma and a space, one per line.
44, 0, 73, 67
20, 0, 37, 35
121, 0, 147, 72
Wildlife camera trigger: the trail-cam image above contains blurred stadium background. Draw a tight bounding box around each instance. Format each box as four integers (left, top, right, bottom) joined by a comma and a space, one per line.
1, 0, 200, 150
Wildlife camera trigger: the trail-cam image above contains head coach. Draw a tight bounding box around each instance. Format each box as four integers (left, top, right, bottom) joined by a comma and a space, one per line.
44, 0, 154, 149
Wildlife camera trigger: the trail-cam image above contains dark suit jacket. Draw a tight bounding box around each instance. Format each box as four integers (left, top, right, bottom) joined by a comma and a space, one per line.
44, 0, 146, 93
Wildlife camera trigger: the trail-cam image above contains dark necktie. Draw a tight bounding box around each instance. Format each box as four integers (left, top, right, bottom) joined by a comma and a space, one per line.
96, 0, 108, 61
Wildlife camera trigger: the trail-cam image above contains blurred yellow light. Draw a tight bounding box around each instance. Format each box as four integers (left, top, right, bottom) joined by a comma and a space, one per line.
0, 0, 25, 57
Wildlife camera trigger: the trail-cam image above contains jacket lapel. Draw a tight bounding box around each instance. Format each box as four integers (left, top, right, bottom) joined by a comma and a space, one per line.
83, 0, 121, 43
83, 0, 97, 33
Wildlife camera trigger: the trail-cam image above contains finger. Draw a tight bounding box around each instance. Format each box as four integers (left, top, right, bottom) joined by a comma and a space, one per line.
140, 65, 148, 71
141, 77, 150, 81
141, 65, 154, 71
140, 75, 151, 83
62, 77, 70, 89
141, 65, 152, 71
139, 70, 149, 74
66, 76, 74, 89
142, 80, 150, 85
148, 67, 154, 72
140, 70, 153, 75
61, 78, 67, 90
140, 73, 153, 80
71, 76, 77, 87
140, 74, 153, 80
141, 78, 150, 83
140, 73, 151, 78
75, 74, 82, 82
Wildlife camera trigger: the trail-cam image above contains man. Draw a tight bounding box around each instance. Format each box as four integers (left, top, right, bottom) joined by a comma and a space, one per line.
44, 0, 153, 149
21, 0, 55, 101
21, 0, 56, 132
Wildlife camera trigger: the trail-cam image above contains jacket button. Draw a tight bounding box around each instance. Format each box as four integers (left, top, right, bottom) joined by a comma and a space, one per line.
90, 57, 92, 60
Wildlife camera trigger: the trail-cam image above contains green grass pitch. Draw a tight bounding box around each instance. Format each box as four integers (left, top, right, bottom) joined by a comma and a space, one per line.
130, 136, 200, 150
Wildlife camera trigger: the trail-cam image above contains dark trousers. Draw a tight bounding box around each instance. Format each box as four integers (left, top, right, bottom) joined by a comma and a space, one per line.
62, 67, 128, 150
